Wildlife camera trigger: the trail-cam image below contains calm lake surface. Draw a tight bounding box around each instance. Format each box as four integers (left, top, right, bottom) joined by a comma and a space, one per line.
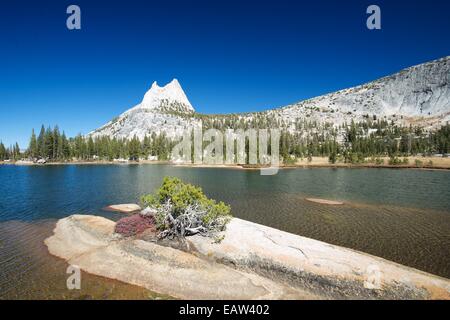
0, 164, 449, 299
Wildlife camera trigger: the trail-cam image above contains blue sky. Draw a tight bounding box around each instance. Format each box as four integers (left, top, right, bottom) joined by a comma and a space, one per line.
0, 0, 449, 147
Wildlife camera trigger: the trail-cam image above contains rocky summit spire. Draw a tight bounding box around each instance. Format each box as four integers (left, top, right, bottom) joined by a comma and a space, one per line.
141, 78, 194, 113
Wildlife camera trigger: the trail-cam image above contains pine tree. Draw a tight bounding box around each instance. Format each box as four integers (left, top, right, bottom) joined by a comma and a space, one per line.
45, 126, 53, 159
28, 129, 38, 158
61, 132, 70, 159
87, 136, 95, 159
52, 126, 60, 159
37, 125, 46, 158
128, 135, 141, 161
0, 142, 6, 160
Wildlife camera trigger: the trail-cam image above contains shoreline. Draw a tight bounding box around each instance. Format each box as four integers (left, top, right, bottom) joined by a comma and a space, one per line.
3, 157, 450, 171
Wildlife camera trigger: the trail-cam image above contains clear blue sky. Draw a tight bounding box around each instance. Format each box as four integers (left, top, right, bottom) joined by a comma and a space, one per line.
1, 0, 449, 147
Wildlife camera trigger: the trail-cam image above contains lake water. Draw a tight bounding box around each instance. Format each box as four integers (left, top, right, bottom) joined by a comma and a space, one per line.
0, 164, 449, 299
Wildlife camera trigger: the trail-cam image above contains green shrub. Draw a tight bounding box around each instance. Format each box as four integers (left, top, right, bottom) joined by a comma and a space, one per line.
415, 159, 423, 167
357, 153, 366, 163
345, 152, 365, 164
283, 155, 296, 165
141, 177, 232, 228
328, 152, 337, 164
388, 156, 402, 165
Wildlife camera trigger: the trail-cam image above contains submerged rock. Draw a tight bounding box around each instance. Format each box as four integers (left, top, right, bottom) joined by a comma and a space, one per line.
103, 204, 142, 213
45, 215, 450, 300
305, 198, 344, 205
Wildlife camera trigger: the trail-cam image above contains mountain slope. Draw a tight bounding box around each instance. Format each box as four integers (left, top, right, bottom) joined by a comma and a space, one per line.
90, 56, 450, 140
275, 56, 449, 128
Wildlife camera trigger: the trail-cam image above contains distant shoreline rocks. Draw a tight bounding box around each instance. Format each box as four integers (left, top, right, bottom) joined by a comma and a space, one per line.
14, 160, 35, 165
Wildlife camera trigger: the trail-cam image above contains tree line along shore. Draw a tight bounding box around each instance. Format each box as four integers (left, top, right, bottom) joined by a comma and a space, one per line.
0, 120, 449, 166
3, 156, 450, 171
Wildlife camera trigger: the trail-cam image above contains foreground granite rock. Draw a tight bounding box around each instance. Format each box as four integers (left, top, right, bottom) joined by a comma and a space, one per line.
45, 215, 314, 299
45, 215, 450, 300
188, 219, 450, 299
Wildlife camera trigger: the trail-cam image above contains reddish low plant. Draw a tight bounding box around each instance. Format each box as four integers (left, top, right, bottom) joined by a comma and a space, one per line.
114, 214, 156, 237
